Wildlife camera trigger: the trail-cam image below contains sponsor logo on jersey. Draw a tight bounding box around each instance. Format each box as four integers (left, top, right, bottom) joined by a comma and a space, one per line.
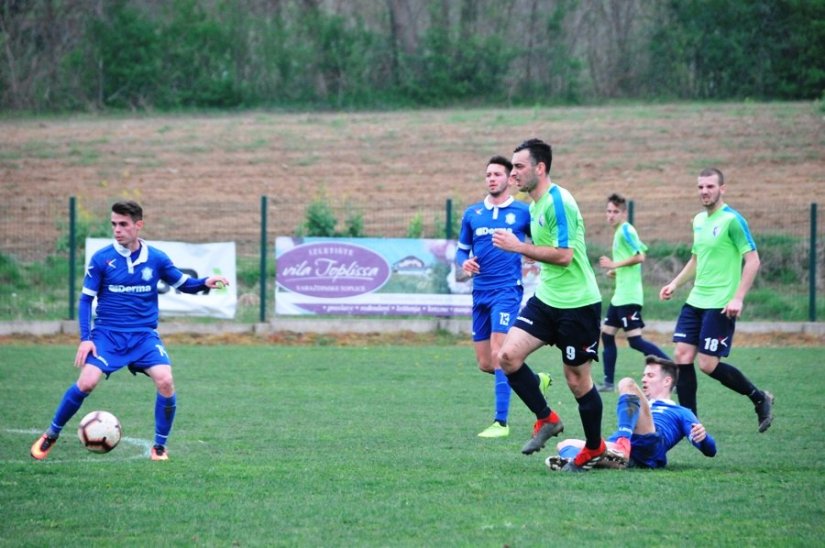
108, 284, 153, 293
474, 226, 514, 236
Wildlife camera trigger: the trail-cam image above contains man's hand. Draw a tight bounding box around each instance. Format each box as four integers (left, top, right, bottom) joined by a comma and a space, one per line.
75, 340, 97, 368
659, 282, 677, 301
206, 276, 230, 289
722, 297, 744, 319
599, 256, 615, 269
689, 423, 707, 443
461, 257, 480, 276
491, 230, 521, 253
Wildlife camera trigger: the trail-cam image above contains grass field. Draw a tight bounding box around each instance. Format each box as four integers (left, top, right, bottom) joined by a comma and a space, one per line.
1, 344, 823, 546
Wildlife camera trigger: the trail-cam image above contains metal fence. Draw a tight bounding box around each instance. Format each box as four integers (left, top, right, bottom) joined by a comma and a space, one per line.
0, 194, 821, 323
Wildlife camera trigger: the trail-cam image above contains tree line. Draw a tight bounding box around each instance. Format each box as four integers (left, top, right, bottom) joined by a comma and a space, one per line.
1, 0, 823, 112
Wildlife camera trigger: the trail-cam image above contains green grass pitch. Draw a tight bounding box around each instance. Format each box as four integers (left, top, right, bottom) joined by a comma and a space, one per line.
1, 344, 823, 546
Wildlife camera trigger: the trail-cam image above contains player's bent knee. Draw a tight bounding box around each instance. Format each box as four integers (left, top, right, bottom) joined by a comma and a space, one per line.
497, 350, 518, 372
76, 379, 99, 393
150, 371, 175, 395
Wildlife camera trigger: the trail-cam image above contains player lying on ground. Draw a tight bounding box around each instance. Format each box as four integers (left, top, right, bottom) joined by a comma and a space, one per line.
546, 355, 717, 470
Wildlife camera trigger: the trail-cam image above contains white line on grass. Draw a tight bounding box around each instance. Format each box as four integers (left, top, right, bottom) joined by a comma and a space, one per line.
4, 428, 152, 463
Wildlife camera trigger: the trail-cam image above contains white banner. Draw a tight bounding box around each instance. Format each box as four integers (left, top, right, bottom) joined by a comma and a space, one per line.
275, 237, 538, 316
85, 238, 237, 319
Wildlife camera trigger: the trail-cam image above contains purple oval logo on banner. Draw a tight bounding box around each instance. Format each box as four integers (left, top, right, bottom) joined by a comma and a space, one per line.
277, 242, 391, 298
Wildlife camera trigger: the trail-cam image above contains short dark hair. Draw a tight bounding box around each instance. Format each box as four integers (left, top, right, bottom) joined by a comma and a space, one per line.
699, 167, 724, 185
514, 138, 552, 174
488, 155, 513, 174
112, 200, 143, 222
645, 355, 678, 392
607, 193, 627, 210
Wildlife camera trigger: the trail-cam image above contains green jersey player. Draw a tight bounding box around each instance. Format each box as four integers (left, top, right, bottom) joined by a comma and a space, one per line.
597, 193, 669, 392
659, 168, 773, 432
492, 138, 605, 472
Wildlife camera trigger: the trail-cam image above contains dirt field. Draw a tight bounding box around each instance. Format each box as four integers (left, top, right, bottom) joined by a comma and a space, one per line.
2, 329, 823, 347
2, 102, 823, 256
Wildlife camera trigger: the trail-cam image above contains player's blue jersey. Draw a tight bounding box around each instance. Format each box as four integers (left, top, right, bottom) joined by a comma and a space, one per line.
455, 196, 531, 291
82, 240, 192, 331
646, 398, 715, 467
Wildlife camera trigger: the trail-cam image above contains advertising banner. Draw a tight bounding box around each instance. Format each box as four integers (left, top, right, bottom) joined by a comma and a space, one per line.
275, 237, 538, 316
85, 238, 237, 319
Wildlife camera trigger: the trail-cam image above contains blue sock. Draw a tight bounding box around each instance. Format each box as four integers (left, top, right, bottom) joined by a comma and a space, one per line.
154, 393, 177, 447
627, 335, 669, 360
601, 333, 617, 384
576, 386, 603, 449
493, 369, 510, 424
615, 394, 641, 438
49, 384, 89, 437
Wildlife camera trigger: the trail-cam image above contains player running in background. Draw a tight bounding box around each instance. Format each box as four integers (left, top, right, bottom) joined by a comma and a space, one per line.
659, 168, 773, 432
31, 200, 229, 461
455, 156, 550, 438
493, 138, 605, 472
597, 193, 669, 392
546, 355, 717, 470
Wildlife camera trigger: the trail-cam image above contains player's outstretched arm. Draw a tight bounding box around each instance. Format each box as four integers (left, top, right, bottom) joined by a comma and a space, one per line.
205, 276, 230, 289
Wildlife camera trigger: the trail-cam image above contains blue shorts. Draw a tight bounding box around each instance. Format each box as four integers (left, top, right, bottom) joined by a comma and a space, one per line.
471, 286, 523, 342
672, 303, 735, 357
604, 304, 646, 331
86, 329, 172, 376
608, 430, 666, 469
514, 297, 601, 366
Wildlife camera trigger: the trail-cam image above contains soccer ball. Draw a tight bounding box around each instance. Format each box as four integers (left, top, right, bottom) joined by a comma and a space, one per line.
77, 410, 122, 453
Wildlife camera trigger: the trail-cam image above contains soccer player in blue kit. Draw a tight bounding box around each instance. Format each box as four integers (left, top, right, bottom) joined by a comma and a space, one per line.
31, 201, 229, 461
456, 156, 550, 438
546, 355, 717, 470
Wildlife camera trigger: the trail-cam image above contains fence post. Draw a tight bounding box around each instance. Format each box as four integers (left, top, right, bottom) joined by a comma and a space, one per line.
446, 199, 453, 239
810, 203, 818, 322
628, 199, 635, 226
260, 196, 268, 323
69, 196, 76, 320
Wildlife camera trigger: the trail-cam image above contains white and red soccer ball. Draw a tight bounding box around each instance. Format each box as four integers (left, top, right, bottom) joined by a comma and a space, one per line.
77, 410, 122, 453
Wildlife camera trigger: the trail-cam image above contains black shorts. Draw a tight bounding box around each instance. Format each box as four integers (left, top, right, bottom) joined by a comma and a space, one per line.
604, 304, 646, 331
514, 296, 601, 366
